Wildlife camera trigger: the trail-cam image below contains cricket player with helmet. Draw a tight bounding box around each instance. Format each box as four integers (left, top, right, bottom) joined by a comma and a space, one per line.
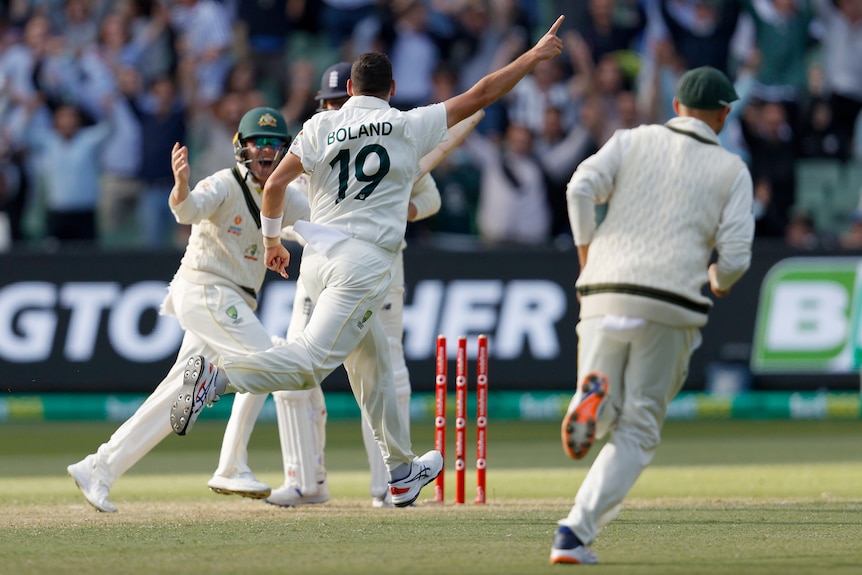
169, 17, 566, 510
207, 62, 446, 507
67, 107, 308, 511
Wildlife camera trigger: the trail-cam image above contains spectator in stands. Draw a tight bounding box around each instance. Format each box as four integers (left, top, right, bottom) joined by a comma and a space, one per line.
170, 0, 233, 108
445, 0, 528, 137
591, 53, 634, 141
742, 99, 797, 236
131, 73, 186, 248
467, 122, 551, 245
798, 92, 843, 160
57, 0, 102, 57
751, 178, 786, 237
742, 0, 814, 135
658, 0, 743, 74
575, 0, 647, 63
98, 66, 143, 247
221, 59, 268, 111
0, 143, 28, 244
126, 0, 176, 85
318, 0, 378, 53
0, 14, 62, 236
278, 58, 317, 136
28, 100, 113, 242
77, 14, 146, 246
354, 0, 443, 110
784, 208, 823, 249
536, 102, 606, 239
507, 56, 579, 134
812, 0, 862, 162
839, 209, 862, 249
234, 0, 293, 106
0, 14, 63, 150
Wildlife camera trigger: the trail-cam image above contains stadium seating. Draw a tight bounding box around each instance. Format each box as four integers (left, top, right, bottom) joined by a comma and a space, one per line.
793, 159, 862, 234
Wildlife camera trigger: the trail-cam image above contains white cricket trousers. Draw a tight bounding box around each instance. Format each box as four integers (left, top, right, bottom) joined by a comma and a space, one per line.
220, 238, 414, 471
561, 316, 700, 545
266, 249, 411, 495
91, 278, 274, 486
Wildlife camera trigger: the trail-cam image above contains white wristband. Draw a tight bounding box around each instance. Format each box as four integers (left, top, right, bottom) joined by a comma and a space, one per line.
261, 214, 283, 238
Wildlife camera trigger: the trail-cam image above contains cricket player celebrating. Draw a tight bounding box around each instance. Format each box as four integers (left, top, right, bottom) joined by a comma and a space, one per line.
170, 16, 566, 508
266, 62, 444, 508
550, 66, 754, 564
208, 62, 446, 507
67, 107, 308, 511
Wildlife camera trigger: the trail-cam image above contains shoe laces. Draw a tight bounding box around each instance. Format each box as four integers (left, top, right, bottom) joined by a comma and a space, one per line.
412, 461, 431, 481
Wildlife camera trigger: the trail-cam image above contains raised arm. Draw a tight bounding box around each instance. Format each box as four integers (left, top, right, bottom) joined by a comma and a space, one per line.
444, 15, 565, 128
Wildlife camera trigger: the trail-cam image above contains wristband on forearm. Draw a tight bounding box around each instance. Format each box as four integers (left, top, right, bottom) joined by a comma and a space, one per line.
261, 214, 283, 238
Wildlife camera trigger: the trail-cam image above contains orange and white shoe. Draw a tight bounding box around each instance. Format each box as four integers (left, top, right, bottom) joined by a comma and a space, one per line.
549, 526, 598, 564
561, 371, 609, 460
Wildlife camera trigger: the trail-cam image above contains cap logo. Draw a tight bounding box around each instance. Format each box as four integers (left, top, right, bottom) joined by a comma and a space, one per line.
328, 70, 340, 89
258, 113, 278, 128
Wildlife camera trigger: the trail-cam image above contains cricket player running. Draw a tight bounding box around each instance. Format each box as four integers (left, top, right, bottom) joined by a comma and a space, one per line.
169, 16, 567, 508
67, 107, 308, 511
208, 61, 444, 507
550, 66, 755, 564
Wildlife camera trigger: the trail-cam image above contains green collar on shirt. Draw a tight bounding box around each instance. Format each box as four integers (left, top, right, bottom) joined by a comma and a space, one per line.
664, 124, 719, 146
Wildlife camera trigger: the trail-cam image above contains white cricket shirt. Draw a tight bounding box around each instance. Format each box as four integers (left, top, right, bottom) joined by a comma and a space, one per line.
290, 96, 448, 253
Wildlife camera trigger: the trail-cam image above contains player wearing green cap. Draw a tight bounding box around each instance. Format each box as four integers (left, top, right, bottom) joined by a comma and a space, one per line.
67, 107, 309, 511
550, 66, 754, 564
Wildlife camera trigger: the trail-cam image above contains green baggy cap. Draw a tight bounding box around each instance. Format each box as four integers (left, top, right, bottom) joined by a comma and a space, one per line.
675, 66, 739, 110
236, 107, 290, 141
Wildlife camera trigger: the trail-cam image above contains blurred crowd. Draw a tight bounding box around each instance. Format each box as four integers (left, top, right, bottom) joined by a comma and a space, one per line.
0, 0, 859, 252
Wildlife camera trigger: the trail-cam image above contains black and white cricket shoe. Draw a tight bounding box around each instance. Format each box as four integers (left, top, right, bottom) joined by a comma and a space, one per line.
170, 355, 220, 435
388, 450, 444, 507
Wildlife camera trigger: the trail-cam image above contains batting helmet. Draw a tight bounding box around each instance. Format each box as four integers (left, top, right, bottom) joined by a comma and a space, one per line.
233, 107, 290, 167
316, 62, 352, 102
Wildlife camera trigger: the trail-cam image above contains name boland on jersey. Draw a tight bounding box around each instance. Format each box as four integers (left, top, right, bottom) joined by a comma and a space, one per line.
290, 96, 448, 253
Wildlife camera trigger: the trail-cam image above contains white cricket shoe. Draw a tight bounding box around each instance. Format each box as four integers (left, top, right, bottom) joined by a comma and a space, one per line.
67, 455, 117, 513
372, 491, 394, 508
549, 526, 598, 565
264, 478, 330, 507
388, 450, 443, 507
171, 355, 220, 436
207, 472, 271, 499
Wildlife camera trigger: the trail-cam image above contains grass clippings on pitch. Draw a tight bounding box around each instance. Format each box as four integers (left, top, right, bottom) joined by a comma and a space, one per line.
1, 419, 861, 574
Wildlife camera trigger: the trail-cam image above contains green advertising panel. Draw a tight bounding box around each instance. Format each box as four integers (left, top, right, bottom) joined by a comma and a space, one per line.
752, 257, 862, 373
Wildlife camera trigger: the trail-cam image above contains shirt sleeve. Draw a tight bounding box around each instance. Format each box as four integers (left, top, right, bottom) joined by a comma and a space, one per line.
713, 166, 755, 291
282, 181, 311, 225
405, 103, 448, 158
171, 174, 228, 224
291, 117, 319, 175
409, 173, 441, 221
565, 129, 628, 246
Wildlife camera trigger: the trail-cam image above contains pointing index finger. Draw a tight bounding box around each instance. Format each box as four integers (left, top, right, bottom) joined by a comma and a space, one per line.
547, 15, 565, 36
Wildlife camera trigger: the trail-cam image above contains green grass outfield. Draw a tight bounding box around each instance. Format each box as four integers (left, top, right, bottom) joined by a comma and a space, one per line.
2, 419, 861, 574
